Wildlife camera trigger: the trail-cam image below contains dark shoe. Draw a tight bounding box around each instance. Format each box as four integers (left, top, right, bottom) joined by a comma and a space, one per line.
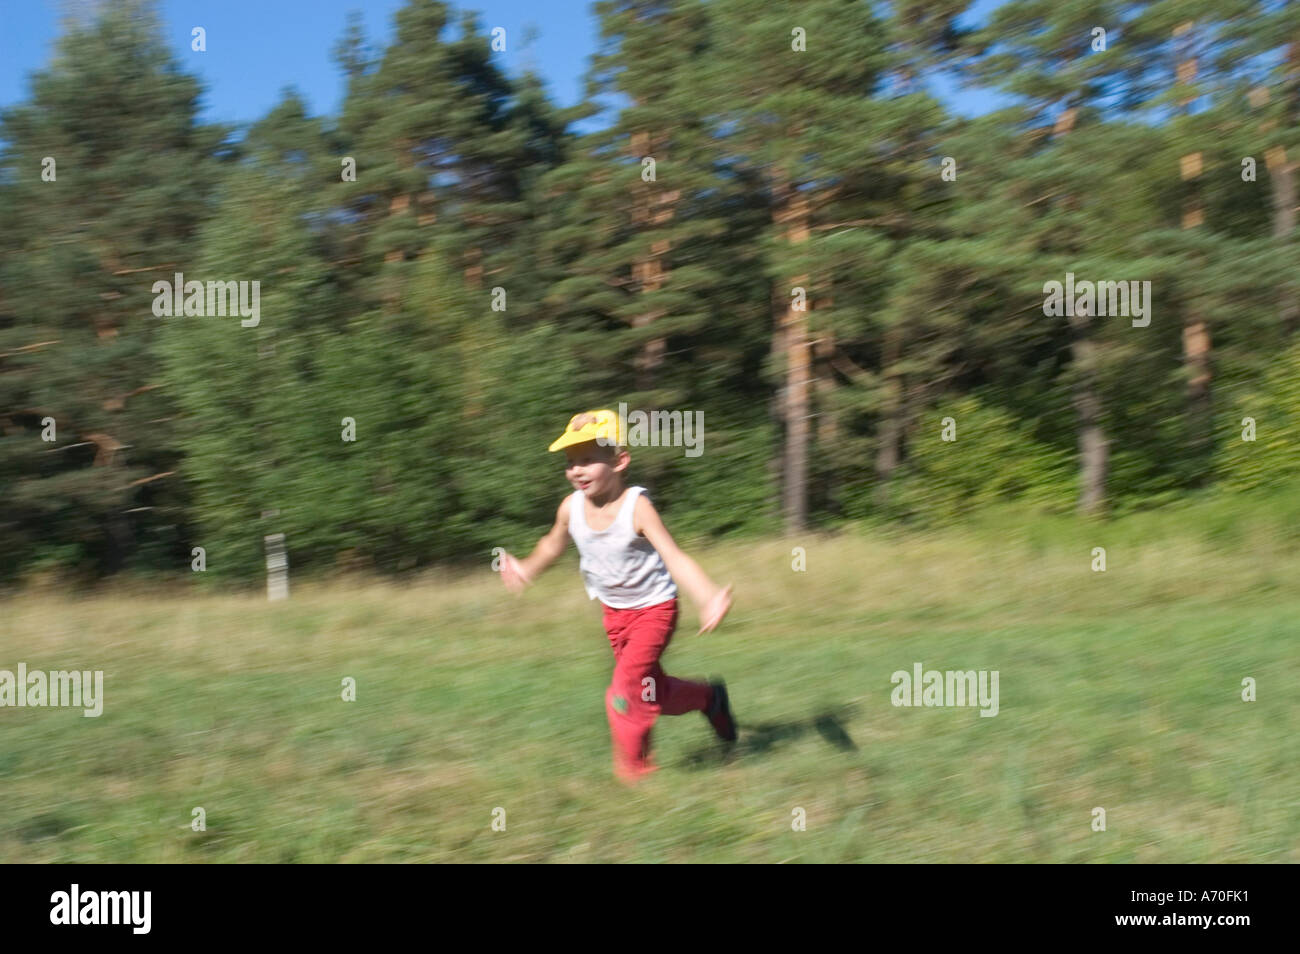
705, 680, 737, 743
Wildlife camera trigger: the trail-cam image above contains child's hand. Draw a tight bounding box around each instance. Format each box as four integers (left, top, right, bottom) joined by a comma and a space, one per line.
698, 583, 733, 634
500, 552, 532, 595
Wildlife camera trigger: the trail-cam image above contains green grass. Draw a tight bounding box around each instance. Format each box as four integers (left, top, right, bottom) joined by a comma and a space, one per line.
2, 498, 1297, 862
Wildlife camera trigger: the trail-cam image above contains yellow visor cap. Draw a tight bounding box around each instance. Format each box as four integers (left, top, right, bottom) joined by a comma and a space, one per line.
548, 409, 624, 452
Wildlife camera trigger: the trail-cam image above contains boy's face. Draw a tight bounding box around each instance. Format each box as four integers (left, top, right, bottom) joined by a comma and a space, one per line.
563, 441, 628, 496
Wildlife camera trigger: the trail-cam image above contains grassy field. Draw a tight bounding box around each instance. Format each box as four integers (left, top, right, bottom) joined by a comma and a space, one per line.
2, 496, 1298, 863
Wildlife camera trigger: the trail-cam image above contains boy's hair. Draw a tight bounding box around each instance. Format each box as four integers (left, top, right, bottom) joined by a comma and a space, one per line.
575, 434, 629, 462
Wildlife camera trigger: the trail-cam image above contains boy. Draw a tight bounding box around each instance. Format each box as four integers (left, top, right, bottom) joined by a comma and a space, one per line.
500, 409, 736, 784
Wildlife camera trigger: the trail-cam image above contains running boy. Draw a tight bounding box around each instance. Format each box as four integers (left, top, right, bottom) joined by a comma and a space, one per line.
499, 409, 737, 784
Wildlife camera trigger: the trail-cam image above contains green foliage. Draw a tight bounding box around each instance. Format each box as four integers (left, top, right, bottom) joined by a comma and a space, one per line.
892, 397, 1074, 523
0, 0, 226, 580
6, 0, 1300, 582
1217, 343, 1300, 492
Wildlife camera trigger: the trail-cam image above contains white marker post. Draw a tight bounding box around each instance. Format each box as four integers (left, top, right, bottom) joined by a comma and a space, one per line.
264, 532, 288, 602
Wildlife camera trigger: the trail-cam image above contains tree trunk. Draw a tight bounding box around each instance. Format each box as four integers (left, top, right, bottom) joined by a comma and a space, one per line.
813, 298, 836, 446
629, 129, 675, 392
1280, 39, 1300, 243
1265, 59, 1298, 330
385, 192, 409, 264
812, 300, 838, 513
1176, 23, 1213, 463
1055, 101, 1109, 512
1268, 146, 1296, 240
1069, 303, 1108, 515
873, 404, 902, 509
464, 245, 483, 289
774, 178, 810, 534
782, 294, 810, 533
873, 328, 902, 509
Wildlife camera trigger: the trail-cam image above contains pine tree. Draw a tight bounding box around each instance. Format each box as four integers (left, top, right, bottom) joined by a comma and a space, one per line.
959, 0, 1173, 513
538, 0, 774, 533
334, 2, 549, 306
158, 91, 346, 578
0, 0, 227, 577
697, 0, 898, 532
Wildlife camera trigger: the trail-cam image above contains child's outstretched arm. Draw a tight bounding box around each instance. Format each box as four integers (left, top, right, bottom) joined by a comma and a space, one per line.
501, 497, 571, 595
634, 495, 733, 634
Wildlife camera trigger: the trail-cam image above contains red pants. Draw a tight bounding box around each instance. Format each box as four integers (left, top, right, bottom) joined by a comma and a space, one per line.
602, 598, 712, 782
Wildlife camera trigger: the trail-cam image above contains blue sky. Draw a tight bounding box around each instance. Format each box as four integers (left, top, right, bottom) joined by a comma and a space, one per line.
0, 0, 1011, 131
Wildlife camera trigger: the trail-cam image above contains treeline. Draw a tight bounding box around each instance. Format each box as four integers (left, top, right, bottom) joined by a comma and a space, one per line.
1, 0, 1299, 583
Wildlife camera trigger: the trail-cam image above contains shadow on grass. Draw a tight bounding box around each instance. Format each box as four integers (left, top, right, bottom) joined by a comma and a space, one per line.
680, 704, 858, 770
15, 811, 79, 843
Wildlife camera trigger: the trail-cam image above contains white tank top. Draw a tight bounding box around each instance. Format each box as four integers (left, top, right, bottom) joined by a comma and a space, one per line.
568, 485, 678, 609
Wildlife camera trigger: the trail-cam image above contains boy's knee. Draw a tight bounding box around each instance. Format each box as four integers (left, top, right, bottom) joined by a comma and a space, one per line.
606, 681, 658, 721
606, 685, 631, 716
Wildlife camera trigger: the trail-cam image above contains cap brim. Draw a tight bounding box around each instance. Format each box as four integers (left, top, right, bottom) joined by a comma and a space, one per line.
549, 431, 599, 452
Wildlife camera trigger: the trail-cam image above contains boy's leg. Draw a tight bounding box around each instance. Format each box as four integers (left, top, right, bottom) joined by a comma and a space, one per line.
628, 601, 712, 717
602, 600, 713, 781
603, 602, 670, 781
656, 673, 713, 716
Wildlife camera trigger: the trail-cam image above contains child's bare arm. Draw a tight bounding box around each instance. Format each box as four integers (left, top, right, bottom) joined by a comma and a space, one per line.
502, 497, 571, 593
634, 495, 733, 633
